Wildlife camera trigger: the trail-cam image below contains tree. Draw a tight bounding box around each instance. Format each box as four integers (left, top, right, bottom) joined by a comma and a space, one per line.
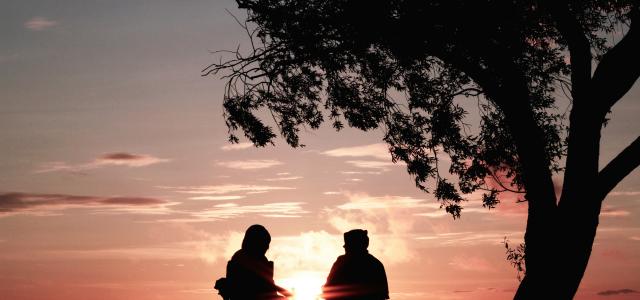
204, 1, 640, 298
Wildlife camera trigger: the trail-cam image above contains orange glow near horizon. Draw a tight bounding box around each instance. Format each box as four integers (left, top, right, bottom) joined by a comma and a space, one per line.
279, 271, 326, 300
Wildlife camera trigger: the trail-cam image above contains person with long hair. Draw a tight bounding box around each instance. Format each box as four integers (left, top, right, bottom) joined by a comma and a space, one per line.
215, 224, 291, 300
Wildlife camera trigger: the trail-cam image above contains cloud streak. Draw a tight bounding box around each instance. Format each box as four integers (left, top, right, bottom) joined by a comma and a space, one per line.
415, 231, 523, 247
24, 17, 58, 31
263, 176, 303, 182
600, 205, 631, 217
220, 142, 254, 151
345, 160, 395, 170
608, 191, 640, 197
217, 160, 283, 170
322, 143, 390, 160
597, 289, 639, 296
161, 184, 294, 195
448, 255, 495, 272
0, 192, 172, 216
194, 202, 307, 219
95, 152, 169, 167
36, 152, 169, 173
188, 195, 245, 201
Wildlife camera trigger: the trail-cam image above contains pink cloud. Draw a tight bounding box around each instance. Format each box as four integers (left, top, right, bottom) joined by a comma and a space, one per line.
193, 202, 307, 219
160, 184, 294, 195
24, 17, 58, 31
600, 205, 631, 217
220, 142, 254, 151
597, 289, 639, 296
35, 152, 169, 173
95, 152, 170, 167
608, 191, 640, 196
217, 159, 283, 170
322, 143, 390, 160
448, 255, 495, 272
0, 192, 171, 216
345, 160, 395, 170
188, 195, 245, 201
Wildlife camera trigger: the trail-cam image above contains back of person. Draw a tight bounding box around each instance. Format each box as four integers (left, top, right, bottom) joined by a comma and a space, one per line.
226, 249, 279, 300
214, 224, 289, 300
324, 229, 389, 300
326, 253, 388, 300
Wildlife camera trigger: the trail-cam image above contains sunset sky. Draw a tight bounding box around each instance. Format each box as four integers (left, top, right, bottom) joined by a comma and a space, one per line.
1, 1, 639, 300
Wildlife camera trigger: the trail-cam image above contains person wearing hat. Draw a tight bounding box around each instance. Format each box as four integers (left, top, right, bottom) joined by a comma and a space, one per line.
323, 229, 389, 300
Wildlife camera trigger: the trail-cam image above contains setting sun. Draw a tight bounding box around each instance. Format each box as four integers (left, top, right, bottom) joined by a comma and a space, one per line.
279, 272, 326, 300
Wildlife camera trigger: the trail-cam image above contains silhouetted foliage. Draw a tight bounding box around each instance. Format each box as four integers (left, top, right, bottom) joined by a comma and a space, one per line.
505, 238, 527, 282
207, 1, 639, 299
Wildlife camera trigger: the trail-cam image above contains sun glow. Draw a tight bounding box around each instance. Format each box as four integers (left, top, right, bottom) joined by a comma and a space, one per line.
279, 272, 326, 300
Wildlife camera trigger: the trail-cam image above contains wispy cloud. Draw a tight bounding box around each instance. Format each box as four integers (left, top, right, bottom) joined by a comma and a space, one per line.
340, 171, 383, 175
161, 184, 294, 195
0, 192, 174, 217
415, 207, 494, 218
220, 142, 254, 151
320, 144, 399, 173
36, 152, 169, 173
24, 17, 58, 31
264, 176, 303, 182
322, 143, 390, 160
188, 195, 245, 201
323, 191, 342, 195
336, 195, 436, 210
597, 289, 639, 296
334, 190, 493, 219
346, 160, 395, 170
415, 231, 522, 246
608, 191, 640, 196
217, 160, 283, 170
601, 205, 631, 217
194, 202, 307, 219
95, 152, 169, 167
448, 255, 495, 272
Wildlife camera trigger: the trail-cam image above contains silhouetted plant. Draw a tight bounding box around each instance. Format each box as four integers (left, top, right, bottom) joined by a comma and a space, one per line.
505, 238, 527, 282
206, 1, 639, 299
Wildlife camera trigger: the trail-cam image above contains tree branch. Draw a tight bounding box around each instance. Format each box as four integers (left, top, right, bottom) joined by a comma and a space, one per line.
592, 5, 640, 115
598, 136, 640, 201
545, 0, 592, 103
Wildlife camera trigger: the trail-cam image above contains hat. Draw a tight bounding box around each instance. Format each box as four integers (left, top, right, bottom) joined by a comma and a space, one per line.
344, 229, 369, 249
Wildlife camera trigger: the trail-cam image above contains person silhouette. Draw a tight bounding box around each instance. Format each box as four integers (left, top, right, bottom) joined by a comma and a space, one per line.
215, 224, 291, 300
323, 229, 389, 300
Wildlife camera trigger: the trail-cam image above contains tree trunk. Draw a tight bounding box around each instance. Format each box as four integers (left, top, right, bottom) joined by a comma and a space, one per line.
556, 203, 602, 298
515, 105, 604, 299
514, 200, 602, 300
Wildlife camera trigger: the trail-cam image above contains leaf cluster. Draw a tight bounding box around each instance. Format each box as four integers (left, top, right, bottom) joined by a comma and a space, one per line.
205, 0, 634, 217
